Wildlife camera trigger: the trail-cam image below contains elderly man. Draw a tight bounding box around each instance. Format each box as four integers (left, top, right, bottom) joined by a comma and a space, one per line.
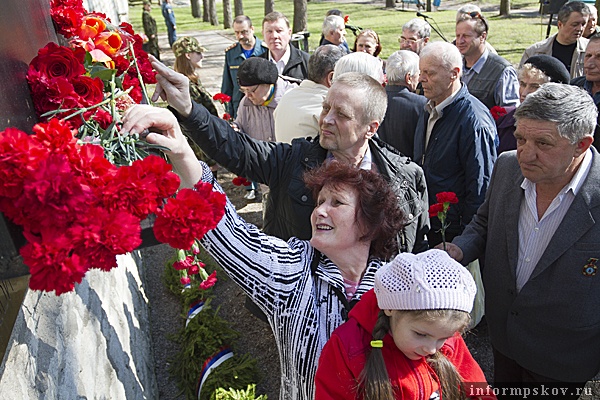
221, 15, 267, 119
274, 45, 343, 143
321, 15, 349, 54
520, 1, 590, 78
399, 18, 430, 55
378, 50, 426, 158
414, 41, 497, 246
572, 34, 600, 150
445, 84, 599, 394
456, 11, 519, 108
149, 61, 429, 253
259, 11, 309, 81
584, 4, 600, 38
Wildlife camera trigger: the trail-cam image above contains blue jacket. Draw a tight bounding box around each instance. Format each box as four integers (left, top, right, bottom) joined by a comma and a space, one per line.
414, 84, 497, 239
220, 38, 267, 118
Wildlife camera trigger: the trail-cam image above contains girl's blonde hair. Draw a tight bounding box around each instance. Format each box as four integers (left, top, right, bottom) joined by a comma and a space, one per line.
358, 309, 471, 400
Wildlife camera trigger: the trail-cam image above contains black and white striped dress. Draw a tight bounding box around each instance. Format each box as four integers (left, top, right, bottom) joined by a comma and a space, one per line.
198, 166, 384, 399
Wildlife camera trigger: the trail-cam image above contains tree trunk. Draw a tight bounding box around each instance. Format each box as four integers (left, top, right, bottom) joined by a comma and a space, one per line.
426, 0, 431, 12
293, 0, 307, 33
190, 0, 202, 18
499, 0, 511, 16
202, 0, 209, 22
234, 0, 243, 16
223, 0, 233, 28
385, 0, 395, 8
209, 0, 219, 26
265, 0, 274, 15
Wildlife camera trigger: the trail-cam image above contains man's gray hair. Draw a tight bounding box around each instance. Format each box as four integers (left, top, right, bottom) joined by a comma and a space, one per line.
386, 50, 420, 85
308, 45, 344, 84
332, 73, 387, 124
332, 52, 385, 84
322, 15, 344, 36
456, 4, 481, 21
515, 83, 597, 143
419, 41, 463, 77
558, 1, 590, 24
402, 18, 431, 39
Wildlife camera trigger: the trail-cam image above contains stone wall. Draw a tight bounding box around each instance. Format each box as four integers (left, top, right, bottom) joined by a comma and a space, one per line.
0, 252, 158, 399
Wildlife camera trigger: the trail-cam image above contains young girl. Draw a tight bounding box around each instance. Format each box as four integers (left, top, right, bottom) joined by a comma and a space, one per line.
315, 249, 495, 400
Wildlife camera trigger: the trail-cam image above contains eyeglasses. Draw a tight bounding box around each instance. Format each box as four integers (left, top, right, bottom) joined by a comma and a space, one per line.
468, 11, 489, 33
399, 36, 422, 44
239, 85, 259, 95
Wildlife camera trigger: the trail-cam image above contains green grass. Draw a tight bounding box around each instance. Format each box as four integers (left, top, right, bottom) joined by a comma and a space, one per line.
130, 0, 555, 64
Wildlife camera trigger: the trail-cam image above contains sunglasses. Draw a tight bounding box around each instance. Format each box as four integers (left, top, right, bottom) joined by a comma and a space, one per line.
468, 11, 489, 33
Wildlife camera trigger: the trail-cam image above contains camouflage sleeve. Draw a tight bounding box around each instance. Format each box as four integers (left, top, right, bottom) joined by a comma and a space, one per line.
189, 81, 219, 117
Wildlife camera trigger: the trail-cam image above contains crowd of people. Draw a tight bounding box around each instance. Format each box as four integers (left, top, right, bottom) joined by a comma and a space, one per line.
129, 2, 600, 399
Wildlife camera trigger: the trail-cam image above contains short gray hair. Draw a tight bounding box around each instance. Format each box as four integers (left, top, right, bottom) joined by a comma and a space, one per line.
308, 45, 344, 84
402, 18, 431, 39
386, 50, 420, 84
558, 1, 590, 24
322, 15, 344, 36
332, 73, 387, 124
332, 52, 385, 83
456, 4, 481, 21
515, 83, 597, 143
419, 41, 462, 77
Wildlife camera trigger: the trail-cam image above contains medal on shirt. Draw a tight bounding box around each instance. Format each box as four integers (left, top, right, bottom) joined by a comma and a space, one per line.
582, 258, 598, 277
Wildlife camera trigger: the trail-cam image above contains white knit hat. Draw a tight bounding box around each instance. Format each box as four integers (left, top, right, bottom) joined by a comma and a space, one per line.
374, 249, 476, 312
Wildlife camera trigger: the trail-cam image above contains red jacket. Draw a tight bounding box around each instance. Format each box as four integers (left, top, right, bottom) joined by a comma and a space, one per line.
315, 290, 495, 400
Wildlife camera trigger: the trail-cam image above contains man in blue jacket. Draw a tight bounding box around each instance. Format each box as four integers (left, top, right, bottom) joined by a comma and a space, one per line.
414, 41, 497, 246
221, 15, 267, 118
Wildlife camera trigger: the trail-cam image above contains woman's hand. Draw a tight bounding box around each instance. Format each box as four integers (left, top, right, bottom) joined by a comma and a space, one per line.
122, 105, 202, 188
149, 55, 193, 118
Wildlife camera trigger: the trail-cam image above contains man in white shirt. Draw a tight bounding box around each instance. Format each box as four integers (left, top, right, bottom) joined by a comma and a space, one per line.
446, 84, 600, 392
274, 45, 343, 143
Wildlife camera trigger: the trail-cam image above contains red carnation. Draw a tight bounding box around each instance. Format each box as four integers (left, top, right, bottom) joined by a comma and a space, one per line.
232, 176, 251, 186
435, 192, 459, 205
490, 106, 507, 121
344, 15, 350, 23
222, 113, 232, 121
199, 271, 217, 290
428, 203, 444, 218
153, 184, 226, 250
213, 93, 231, 103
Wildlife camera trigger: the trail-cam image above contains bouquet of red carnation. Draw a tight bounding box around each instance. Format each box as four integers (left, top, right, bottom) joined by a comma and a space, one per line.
0, 0, 228, 295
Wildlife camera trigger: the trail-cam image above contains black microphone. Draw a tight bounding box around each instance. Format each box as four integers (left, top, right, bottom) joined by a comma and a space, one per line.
416, 11, 430, 19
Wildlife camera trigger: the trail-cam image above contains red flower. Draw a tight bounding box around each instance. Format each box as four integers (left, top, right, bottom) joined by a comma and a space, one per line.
232, 176, 251, 186
180, 276, 191, 285
28, 43, 85, 81
153, 183, 226, 250
72, 76, 104, 107
173, 256, 194, 271
435, 192, 459, 205
344, 15, 350, 23
213, 93, 231, 103
199, 271, 217, 290
222, 113, 232, 121
50, 4, 86, 38
188, 264, 200, 275
490, 106, 507, 121
428, 203, 444, 218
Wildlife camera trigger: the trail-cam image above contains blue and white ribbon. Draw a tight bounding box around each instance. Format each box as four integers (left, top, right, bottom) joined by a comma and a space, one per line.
196, 347, 234, 400
185, 300, 205, 327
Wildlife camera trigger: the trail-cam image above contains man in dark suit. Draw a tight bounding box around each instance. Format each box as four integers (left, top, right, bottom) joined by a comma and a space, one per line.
377, 50, 426, 158
260, 11, 309, 82
445, 83, 600, 393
